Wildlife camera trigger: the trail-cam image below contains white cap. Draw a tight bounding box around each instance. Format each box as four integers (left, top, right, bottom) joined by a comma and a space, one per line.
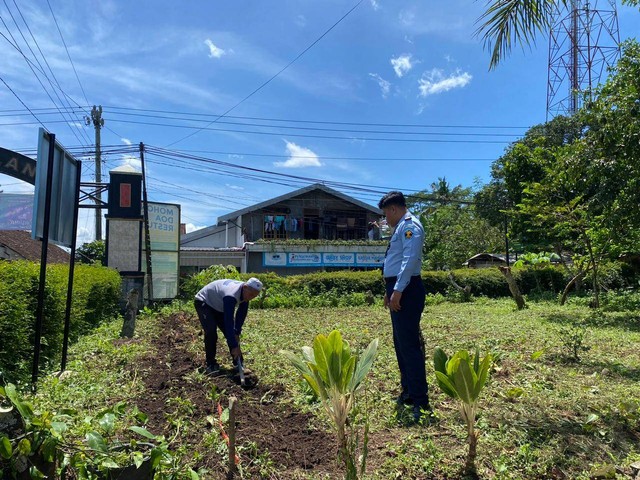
245, 277, 263, 292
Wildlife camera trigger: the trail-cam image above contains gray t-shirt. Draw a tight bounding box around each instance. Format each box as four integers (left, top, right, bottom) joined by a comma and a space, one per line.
195, 279, 243, 312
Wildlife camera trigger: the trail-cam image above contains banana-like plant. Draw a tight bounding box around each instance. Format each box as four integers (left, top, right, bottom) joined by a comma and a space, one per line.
433, 347, 492, 478
281, 330, 378, 480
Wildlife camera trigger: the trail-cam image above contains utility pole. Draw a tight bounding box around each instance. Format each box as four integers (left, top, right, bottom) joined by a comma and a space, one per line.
85, 105, 104, 240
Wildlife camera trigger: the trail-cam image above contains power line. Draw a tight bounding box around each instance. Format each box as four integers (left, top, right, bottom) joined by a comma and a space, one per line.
0, 74, 46, 128
103, 105, 530, 129
165, 0, 366, 147
4, 0, 92, 146
0, 104, 532, 130
46, 0, 90, 105
81, 109, 524, 137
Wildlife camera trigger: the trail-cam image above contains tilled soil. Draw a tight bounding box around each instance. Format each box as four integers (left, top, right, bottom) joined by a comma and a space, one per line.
130, 311, 339, 479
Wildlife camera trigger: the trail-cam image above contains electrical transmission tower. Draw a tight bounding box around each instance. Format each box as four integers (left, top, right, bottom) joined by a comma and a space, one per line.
547, 0, 620, 119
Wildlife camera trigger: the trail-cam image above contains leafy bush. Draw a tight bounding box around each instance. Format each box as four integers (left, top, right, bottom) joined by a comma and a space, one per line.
0, 261, 121, 383
180, 264, 571, 309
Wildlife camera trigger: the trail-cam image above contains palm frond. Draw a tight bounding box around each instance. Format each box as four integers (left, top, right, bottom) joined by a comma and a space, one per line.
475, 0, 566, 70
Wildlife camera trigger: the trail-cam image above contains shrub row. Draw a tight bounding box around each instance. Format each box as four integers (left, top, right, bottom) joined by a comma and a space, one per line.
0, 261, 121, 384
180, 264, 569, 306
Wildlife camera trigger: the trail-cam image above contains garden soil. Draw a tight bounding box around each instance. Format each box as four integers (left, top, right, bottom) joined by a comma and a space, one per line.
129, 311, 340, 479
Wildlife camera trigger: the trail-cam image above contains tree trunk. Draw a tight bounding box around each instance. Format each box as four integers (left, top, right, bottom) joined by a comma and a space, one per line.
447, 273, 472, 301
560, 270, 586, 305
499, 267, 526, 310
584, 235, 600, 309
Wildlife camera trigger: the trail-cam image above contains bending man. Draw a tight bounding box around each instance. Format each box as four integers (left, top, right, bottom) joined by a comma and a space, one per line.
194, 277, 263, 374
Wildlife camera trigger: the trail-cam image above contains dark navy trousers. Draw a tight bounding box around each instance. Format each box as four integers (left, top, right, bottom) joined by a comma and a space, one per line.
194, 299, 226, 368
385, 275, 429, 407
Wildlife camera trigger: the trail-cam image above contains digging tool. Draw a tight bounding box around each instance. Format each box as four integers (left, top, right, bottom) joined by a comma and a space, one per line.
237, 357, 246, 387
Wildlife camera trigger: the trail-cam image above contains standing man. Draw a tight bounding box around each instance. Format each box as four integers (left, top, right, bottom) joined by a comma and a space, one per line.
194, 277, 263, 375
378, 191, 431, 423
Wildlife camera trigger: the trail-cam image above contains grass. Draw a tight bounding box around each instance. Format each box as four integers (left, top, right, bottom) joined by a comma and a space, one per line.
23, 297, 640, 479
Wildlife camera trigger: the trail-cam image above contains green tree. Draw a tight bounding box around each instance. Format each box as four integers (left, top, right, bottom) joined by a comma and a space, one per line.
475, 115, 586, 253
476, 0, 639, 70
408, 179, 503, 269
75, 240, 105, 265
515, 41, 640, 306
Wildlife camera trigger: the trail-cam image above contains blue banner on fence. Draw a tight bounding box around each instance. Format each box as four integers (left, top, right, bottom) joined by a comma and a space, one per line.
263, 251, 384, 267
0, 193, 34, 230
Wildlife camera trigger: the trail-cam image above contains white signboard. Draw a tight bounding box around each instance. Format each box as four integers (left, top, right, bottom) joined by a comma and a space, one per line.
32, 128, 80, 247
288, 252, 322, 266
323, 252, 355, 266
356, 253, 385, 267
264, 252, 287, 266
143, 202, 180, 300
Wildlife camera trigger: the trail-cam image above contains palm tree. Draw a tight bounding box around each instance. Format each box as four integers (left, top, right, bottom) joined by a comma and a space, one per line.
476, 0, 563, 70
477, 0, 638, 70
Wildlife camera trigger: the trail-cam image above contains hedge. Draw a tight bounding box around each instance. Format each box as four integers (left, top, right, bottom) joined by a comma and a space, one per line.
180, 264, 569, 306
0, 261, 121, 384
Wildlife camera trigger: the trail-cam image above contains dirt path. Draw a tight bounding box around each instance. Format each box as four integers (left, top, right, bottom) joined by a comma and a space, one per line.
130, 311, 339, 478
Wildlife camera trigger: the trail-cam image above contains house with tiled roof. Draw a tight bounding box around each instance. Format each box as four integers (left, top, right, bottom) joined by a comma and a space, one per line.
0, 230, 70, 263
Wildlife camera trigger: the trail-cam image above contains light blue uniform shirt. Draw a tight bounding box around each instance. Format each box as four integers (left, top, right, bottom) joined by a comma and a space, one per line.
383, 211, 424, 292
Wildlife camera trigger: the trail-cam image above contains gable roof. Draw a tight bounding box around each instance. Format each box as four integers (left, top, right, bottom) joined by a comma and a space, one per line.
0, 230, 70, 263
218, 183, 381, 223
181, 222, 238, 244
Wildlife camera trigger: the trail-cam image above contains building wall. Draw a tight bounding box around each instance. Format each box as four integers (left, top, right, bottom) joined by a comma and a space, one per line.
242, 190, 380, 242
180, 250, 245, 275
181, 224, 242, 248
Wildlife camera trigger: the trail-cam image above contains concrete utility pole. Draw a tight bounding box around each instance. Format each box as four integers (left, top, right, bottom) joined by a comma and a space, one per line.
85, 105, 104, 240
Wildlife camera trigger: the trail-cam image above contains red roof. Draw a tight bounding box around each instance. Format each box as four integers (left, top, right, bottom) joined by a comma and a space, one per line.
0, 230, 70, 264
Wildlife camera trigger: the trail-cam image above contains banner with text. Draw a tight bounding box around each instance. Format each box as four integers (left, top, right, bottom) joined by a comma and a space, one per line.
0, 194, 33, 230
143, 202, 180, 299
263, 251, 384, 267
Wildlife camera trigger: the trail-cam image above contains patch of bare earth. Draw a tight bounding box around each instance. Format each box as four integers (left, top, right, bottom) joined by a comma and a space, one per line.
128, 312, 339, 478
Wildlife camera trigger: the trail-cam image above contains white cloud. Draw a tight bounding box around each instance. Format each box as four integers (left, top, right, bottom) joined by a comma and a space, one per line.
121, 137, 132, 145
225, 184, 244, 190
369, 73, 390, 98
185, 223, 206, 233
274, 141, 322, 168
204, 39, 226, 58
418, 69, 472, 97
390, 54, 414, 78
370, 0, 380, 10
295, 14, 307, 27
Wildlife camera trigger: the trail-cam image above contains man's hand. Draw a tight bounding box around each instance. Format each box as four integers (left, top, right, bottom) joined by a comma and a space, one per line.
235, 334, 240, 346
383, 293, 389, 309
389, 290, 402, 312
231, 346, 242, 361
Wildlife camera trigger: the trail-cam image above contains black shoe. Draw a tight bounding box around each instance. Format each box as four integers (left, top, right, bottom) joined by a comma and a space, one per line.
205, 362, 221, 376
412, 404, 437, 425
395, 392, 413, 405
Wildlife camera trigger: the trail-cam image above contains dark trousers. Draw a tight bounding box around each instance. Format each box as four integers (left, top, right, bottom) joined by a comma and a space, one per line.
194, 300, 226, 367
385, 275, 429, 407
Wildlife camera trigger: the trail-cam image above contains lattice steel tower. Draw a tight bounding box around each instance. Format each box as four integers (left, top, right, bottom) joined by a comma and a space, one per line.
547, 0, 621, 119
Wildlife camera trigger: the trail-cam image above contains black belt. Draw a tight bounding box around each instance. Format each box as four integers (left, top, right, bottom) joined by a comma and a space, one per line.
384, 275, 421, 284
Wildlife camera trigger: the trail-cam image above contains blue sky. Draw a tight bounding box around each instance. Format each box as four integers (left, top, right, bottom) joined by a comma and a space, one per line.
1, 0, 638, 243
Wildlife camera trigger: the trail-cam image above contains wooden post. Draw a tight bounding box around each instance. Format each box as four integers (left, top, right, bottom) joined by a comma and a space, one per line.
227, 396, 237, 479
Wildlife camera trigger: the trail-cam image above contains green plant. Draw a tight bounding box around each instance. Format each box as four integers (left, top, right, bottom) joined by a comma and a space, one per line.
433, 347, 492, 478
0, 383, 194, 480
558, 323, 590, 362
280, 330, 378, 480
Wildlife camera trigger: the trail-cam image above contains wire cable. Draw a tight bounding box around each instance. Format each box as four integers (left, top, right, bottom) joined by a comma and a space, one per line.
46, 0, 90, 105
165, 0, 366, 147
4, 1, 91, 145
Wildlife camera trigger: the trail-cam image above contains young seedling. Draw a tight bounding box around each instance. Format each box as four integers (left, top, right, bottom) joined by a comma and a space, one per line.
433, 347, 492, 478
